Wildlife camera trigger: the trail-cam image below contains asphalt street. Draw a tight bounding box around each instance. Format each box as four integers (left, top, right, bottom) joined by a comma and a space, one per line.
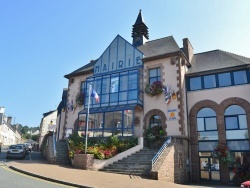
0, 147, 73, 188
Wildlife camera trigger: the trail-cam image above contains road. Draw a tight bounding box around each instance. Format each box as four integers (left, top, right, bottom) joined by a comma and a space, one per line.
0, 147, 74, 188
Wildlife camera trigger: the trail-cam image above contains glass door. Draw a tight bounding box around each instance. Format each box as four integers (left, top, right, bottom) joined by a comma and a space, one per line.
200, 156, 220, 182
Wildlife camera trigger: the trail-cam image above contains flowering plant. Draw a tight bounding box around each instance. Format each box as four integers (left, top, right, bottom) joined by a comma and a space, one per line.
212, 144, 234, 165
75, 93, 84, 106
145, 126, 164, 141
232, 163, 250, 185
67, 134, 138, 160
145, 81, 164, 96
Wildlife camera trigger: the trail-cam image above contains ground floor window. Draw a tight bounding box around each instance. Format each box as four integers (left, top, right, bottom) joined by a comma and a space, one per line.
78, 109, 134, 137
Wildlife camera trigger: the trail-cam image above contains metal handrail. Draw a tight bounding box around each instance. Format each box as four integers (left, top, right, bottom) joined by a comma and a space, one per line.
152, 136, 171, 168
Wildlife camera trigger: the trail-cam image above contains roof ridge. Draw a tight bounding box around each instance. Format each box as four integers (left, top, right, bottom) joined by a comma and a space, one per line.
194, 49, 220, 55
220, 49, 250, 60
144, 35, 173, 44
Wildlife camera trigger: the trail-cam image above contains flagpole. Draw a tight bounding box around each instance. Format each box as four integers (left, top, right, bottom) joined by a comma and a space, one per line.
84, 84, 91, 154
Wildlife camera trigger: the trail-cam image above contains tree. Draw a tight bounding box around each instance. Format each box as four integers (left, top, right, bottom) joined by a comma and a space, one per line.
31, 134, 39, 142
21, 126, 29, 135
26, 133, 31, 140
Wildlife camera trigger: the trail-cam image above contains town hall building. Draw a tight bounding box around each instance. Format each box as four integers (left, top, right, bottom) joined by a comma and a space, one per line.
60, 10, 250, 184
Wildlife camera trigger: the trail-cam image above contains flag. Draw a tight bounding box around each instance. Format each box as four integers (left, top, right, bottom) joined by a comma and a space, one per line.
162, 85, 172, 104
91, 89, 99, 103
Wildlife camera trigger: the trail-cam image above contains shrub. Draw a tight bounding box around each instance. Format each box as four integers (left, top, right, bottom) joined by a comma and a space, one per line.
67, 135, 138, 160
145, 126, 164, 141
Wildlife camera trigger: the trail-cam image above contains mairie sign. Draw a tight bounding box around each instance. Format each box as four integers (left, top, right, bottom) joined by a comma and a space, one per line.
94, 35, 143, 75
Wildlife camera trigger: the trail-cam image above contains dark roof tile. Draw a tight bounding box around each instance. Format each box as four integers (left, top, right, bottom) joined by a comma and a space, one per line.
187, 50, 250, 74
137, 36, 180, 59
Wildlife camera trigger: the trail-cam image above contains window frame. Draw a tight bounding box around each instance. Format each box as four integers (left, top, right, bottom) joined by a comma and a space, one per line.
188, 69, 250, 91
149, 67, 161, 84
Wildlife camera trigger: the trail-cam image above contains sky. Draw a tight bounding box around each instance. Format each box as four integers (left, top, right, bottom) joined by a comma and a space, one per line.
0, 0, 250, 127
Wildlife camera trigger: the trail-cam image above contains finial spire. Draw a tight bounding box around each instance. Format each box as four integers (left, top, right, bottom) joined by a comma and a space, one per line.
132, 10, 149, 47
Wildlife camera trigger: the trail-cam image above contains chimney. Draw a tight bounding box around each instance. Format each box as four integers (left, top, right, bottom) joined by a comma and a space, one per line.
7, 116, 12, 124
183, 38, 194, 63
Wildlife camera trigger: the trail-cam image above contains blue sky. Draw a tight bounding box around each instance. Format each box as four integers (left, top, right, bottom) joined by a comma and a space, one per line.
0, 0, 249, 127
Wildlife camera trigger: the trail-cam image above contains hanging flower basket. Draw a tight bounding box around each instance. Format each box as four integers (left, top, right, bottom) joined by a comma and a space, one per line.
76, 93, 84, 106
212, 144, 234, 165
145, 81, 164, 96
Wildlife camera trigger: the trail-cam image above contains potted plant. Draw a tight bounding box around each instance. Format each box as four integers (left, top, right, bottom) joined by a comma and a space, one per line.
145, 81, 164, 96
144, 126, 164, 148
212, 144, 234, 165
75, 92, 84, 106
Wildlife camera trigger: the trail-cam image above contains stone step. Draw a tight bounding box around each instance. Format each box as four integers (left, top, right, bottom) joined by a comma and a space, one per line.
114, 161, 151, 165
104, 165, 151, 170
100, 169, 150, 176
99, 148, 158, 177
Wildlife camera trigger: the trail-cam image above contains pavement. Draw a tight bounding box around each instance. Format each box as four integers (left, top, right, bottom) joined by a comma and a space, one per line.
3, 159, 239, 188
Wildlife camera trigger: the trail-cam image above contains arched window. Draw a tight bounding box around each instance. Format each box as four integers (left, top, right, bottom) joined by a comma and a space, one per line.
225, 105, 249, 151
197, 108, 218, 151
150, 115, 162, 128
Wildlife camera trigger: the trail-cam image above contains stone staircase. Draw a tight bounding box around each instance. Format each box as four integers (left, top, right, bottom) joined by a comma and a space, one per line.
55, 140, 71, 165
99, 148, 158, 177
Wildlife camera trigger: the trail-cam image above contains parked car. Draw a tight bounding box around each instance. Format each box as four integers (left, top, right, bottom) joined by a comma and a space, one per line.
6, 145, 26, 159
16, 144, 29, 155
24, 143, 32, 152
241, 181, 250, 187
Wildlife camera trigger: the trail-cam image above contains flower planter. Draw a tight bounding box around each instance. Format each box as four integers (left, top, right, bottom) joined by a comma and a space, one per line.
71, 154, 94, 170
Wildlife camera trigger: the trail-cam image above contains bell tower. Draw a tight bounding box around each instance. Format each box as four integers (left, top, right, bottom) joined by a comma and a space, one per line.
132, 10, 149, 47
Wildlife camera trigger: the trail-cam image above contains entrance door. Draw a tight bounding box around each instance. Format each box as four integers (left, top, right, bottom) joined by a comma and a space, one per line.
200, 156, 220, 182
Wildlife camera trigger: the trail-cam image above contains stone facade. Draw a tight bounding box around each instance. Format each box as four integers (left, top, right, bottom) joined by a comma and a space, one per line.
150, 136, 189, 184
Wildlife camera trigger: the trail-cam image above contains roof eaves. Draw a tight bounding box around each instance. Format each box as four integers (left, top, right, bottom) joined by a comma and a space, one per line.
64, 60, 96, 79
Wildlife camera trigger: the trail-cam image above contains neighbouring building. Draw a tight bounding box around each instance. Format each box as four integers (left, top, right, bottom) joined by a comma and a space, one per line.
39, 110, 57, 146
0, 107, 22, 146
60, 10, 250, 184
56, 88, 68, 141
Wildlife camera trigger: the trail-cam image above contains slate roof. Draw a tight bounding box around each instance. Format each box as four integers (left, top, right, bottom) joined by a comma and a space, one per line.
187, 50, 250, 75
134, 9, 145, 25
43, 110, 57, 118
64, 60, 96, 79
137, 36, 181, 60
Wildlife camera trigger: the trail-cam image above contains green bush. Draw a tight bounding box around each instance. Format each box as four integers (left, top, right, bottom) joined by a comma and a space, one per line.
68, 135, 138, 160
145, 126, 164, 141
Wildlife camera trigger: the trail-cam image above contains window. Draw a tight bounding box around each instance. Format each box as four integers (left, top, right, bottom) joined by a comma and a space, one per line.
150, 115, 162, 128
218, 72, 232, 87
190, 77, 202, 90
233, 70, 247, 85
188, 69, 249, 91
79, 109, 134, 137
149, 68, 161, 84
225, 105, 246, 130
204, 75, 216, 89
85, 69, 142, 108
197, 108, 218, 140
225, 105, 248, 141
81, 81, 86, 94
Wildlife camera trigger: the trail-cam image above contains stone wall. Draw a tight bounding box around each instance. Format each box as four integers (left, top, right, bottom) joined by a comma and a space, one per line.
150, 136, 189, 184
41, 135, 56, 164
71, 154, 94, 170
